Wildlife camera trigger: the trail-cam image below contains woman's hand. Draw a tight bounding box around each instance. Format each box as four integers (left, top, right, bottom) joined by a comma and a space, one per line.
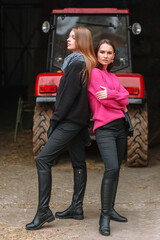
96, 86, 107, 99
125, 106, 128, 112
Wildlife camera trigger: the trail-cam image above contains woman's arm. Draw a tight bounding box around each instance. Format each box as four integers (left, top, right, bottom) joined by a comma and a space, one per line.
106, 75, 129, 105
89, 69, 125, 110
50, 61, 83, 127
97, 86, 126, 110
95, 73, 129, 107
107, 87, 129, 106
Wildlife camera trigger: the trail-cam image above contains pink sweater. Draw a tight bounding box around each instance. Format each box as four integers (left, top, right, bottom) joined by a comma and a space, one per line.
88, 68, 129, 132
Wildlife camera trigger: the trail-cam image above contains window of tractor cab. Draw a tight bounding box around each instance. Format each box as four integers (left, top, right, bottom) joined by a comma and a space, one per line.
53, 15, 129, 73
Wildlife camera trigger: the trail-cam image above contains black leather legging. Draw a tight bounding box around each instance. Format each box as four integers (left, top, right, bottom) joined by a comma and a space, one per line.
36, 122, 87, 171
95, 118, 127, 179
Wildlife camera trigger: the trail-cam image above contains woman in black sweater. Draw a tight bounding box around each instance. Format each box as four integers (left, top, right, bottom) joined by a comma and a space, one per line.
26, 26, 96, 230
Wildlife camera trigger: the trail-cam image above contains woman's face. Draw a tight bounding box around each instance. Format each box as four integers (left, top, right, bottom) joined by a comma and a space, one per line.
97, 43, 115, 69
67, 30, 76, 52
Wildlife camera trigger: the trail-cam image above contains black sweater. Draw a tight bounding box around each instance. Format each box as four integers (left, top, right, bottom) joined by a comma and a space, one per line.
50, 61, 90, 130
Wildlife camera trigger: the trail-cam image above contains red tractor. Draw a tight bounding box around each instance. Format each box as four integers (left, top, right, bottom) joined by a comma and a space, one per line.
33, 8, 148, 167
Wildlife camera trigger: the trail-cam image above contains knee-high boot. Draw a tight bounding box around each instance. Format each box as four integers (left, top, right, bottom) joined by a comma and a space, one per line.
25, 170, 55, 230
55, 168, 87, 220
110, 174, 127, 222
99, 177, 117, 236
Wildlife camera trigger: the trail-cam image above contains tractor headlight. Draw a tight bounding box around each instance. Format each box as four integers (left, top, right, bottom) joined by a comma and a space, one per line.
42, 21, 50, 33
132, 22, 142, 35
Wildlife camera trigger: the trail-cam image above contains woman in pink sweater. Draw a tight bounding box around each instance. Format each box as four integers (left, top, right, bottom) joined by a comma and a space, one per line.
88, 39, 129, 236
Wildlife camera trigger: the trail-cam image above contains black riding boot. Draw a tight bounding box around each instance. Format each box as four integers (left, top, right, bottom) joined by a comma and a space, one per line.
110, 174, 127, 222
55, 168, 87, 220
99, 177, 117, 236
25, 170, 55, 230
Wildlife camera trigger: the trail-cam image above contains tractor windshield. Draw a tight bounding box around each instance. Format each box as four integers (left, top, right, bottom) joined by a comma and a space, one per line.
52, 15, 130, 73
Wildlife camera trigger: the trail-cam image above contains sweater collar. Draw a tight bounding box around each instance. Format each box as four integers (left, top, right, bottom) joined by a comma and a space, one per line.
61, 51, 85, 72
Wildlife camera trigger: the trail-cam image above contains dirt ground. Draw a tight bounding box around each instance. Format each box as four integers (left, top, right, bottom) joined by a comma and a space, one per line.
0, 130, 160, 240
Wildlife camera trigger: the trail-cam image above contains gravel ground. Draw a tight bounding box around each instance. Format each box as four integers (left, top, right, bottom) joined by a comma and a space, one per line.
0, 130, 160, 240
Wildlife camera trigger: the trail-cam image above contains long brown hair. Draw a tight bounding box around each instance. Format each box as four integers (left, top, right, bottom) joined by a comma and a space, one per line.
95, 39, 116, 72
72, 26, 97, 83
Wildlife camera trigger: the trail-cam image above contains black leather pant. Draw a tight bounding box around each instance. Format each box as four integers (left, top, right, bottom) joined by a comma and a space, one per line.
95, 118, 127, 179
36, 122, 87, 171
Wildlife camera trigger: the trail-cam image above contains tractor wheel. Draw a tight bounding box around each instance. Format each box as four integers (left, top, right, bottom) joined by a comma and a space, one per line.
127, 103, 148, 167
33, 102, 54, 158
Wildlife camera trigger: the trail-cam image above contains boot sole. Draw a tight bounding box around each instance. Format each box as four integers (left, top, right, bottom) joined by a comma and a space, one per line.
99, 229, 110, 236
55, 215, 84, 220
26, 215, 55, 230
110, 217, 128, 222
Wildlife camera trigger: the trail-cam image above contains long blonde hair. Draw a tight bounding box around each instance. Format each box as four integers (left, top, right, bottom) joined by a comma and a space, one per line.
71, 26, 97, 83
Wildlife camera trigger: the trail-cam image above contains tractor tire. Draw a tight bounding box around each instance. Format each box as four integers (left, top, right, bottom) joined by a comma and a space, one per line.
33, 102, 54, 158
127, 103, 148, 167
